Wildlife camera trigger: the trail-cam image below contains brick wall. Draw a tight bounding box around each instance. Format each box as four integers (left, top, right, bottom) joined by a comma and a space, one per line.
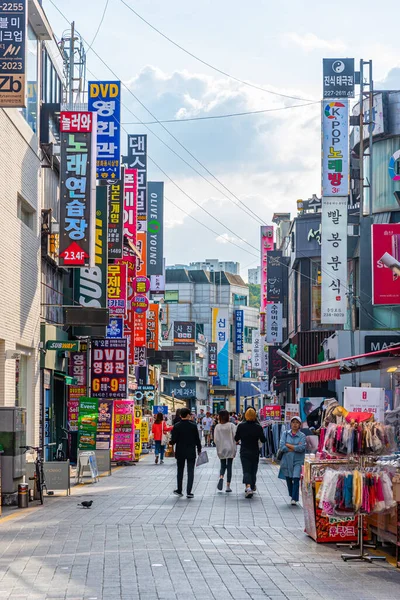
0, 108, 41, 445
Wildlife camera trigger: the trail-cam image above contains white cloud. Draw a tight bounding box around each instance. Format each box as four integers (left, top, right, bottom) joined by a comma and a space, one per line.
282, 32, 346, 53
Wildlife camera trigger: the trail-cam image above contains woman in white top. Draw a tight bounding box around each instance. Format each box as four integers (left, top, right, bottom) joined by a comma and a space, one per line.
214, 409, 237, 492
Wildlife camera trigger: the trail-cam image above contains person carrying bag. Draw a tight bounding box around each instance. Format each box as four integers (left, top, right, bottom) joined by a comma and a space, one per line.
278, 417, 306, 505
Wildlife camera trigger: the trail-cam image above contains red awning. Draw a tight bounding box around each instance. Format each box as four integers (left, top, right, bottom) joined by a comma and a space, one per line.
299, 344, 400, 384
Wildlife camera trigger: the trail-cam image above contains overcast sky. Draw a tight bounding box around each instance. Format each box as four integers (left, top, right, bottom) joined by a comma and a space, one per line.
44, 0, 400, 279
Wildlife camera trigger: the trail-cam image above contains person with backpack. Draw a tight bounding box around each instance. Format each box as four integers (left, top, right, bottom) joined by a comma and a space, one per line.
278, 416, 306, 505
151, 413, 172, 464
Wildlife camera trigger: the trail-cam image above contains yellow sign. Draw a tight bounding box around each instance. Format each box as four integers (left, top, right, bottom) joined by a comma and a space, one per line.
141, 420, 149, 443
134, 407, 142, 459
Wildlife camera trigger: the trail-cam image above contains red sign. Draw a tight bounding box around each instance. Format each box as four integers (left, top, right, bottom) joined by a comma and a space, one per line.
260, 405, 281, 421
60, 242, 89, 265
147, 304, 159, 351
108, 264, 127, 316
134, 312, 147, 347
60, 111, 94, 132
112, 400, 135, 461
136, 231, 147, 278
372, 223, 400, 305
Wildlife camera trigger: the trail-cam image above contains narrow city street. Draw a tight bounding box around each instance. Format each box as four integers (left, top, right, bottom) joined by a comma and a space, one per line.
1, 452, 400, 600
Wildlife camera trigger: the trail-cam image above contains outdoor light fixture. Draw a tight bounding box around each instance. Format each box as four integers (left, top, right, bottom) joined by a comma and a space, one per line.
276, 349, 303, 369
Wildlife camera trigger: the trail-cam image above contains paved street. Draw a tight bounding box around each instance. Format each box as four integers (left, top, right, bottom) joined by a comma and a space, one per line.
1, 450, 400, 600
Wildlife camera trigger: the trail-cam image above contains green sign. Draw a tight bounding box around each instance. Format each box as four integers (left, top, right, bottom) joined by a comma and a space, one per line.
46, 341, 80, 351
165, 290, 179, 304
77, 398, 99, 451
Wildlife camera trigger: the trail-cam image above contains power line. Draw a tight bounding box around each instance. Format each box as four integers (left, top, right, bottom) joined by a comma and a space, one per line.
165, 196, 259, 259
118, 0, 315, 103
122, 102, 318, 125
48, 0, 267, 227
85, 0, 110, 55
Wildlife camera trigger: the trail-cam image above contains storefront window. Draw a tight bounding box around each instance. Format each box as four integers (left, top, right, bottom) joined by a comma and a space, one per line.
20, 26, 38, 132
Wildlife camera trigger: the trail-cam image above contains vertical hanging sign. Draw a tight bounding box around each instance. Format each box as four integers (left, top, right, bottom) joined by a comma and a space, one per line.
234, 310, 244, 354
88, 81, 121, 180
59, 111, 97, 267
0, 0, 26, 107
108, 177, 124, 259
266, 303, 283, 344
147, 182, 164, 288
127, 134, 147, 228
322, 99, 349, 197
321, 197, 348, 324
260, 226, 274, 313
212, 308, 229, 386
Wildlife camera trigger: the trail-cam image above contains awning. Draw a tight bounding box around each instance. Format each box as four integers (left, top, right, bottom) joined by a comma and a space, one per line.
299, 345, 400, 384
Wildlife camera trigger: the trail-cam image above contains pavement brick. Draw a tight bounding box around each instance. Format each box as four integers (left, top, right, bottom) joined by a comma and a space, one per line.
1, 449, 400, 599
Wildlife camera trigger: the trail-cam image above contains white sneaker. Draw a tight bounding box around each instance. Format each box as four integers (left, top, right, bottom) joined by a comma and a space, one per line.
291, 499, 297, 506
245, 488, 253, 498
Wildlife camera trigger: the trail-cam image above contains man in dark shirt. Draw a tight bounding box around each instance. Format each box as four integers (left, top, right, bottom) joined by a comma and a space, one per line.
170, 407, 202, 498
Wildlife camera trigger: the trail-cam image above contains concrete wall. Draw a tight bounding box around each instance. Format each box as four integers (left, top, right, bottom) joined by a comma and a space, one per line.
0, 109, 41, 445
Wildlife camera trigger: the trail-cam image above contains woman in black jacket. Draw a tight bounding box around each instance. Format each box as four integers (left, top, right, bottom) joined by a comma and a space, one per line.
235, 408, 266, 498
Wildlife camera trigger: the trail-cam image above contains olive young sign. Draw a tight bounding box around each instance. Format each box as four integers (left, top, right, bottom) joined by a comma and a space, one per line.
147, 182, 164, 284
59, 112, 97, 267
0, 0, 26, 107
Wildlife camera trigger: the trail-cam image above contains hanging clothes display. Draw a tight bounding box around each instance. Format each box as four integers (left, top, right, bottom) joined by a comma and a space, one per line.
260, 422, 285, 458
320, 422, 396, 456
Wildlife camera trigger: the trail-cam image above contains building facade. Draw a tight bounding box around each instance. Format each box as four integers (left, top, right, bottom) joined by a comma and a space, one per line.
248, 267, 261, 284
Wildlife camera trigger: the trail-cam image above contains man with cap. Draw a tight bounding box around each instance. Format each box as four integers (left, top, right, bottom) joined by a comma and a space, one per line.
278, 416, 306, 505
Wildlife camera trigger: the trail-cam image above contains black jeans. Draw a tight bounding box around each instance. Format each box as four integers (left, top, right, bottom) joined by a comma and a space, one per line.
176, 457, 196, 494
240, 454, 259, 489
220, 458, 233, 482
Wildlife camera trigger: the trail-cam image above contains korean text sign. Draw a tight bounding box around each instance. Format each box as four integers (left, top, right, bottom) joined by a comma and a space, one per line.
108, 264, 127, 316
147, 182, 164, 280
260, 405, 282, 422
59, 112, 96, 267
147, 303, 160, 351
323, 59, 355, 99
0, 0, 26, 107
96, 400, 113, 450
212, 308, 229, 386
260, 226, 274, 312
68, 351, 87, 408
321, 197, 348, 324
91, 338, 128, 398
208, 342, 218, 376
174, 321, 195, 346
371, 224, 400, 306
234, 310, 244, 354
322, 100, 349, 197
344, 387, 385, 423
108, 178, 124, 259
88, 81, 121, 180
266, 303, 283, 344
252, 332, 262, 371
112, 400, 135, 461
267, 251, 283, 303
123, 168, 138, 245
127, 134, 147, 224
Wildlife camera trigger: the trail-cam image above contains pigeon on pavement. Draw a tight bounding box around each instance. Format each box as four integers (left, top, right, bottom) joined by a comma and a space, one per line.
78, 500, 93, 508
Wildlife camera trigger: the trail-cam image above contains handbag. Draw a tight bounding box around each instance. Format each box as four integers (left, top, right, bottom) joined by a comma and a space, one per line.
276, 431, 287, 461
196, 450, 209, 467
161, 422, 169, 446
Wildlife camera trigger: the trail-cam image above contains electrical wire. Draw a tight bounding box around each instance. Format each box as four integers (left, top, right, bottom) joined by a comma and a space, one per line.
48, 0, 268, 227
118, 0, 316, 102
165, 196, 259, 259
121, 102, 318, 125
85, 0, 110, 55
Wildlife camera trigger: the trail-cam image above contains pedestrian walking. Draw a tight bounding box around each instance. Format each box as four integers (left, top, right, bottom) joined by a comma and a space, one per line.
235, 407, 266, 498
170, 407, 202, 499
202, 412, 213, 447
151, 413, 172, 464
173, 409, 182, 425
278, 416, 306, 505
214, 410, 236, 493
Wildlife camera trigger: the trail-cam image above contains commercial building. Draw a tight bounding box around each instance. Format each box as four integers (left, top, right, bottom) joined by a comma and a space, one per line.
248, 266, 261, 284
167, 258, 240, 275
0, 1, 60, 448
158, 269, 259, 412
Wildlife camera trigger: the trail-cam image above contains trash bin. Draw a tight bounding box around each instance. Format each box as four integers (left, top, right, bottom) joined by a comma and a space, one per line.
18, 483, 29, 509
